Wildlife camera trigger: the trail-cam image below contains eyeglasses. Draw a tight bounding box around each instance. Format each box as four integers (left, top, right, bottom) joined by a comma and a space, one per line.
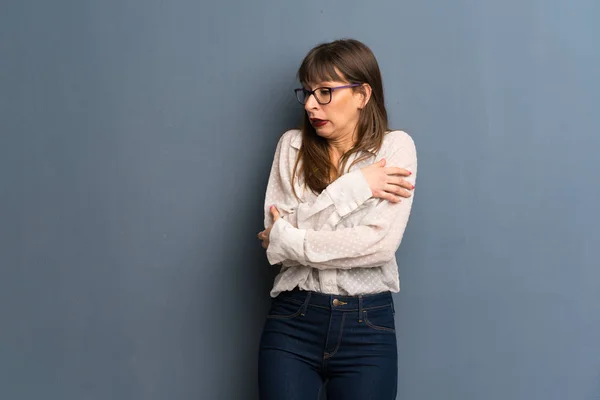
294, 84, 361, 105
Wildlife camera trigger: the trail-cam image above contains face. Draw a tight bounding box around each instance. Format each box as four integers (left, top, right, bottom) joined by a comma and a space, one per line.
303, 80, 370, 142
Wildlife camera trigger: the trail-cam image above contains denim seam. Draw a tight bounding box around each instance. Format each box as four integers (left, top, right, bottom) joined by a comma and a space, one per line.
363, 310, 396, 333
278, 298, 393, 312
266, 302, 304, 320
324, 312, 346, 360
307, 303, 392, 312
322, 308, 335, 367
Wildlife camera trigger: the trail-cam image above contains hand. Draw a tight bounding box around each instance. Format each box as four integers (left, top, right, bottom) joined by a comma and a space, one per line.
360, 158, 414, 203
257, 206, 281, 249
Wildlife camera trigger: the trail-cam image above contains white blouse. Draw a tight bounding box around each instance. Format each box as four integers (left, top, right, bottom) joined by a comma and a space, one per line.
263, 129, 417, 298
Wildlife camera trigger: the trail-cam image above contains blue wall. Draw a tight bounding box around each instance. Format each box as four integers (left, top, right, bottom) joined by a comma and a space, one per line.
1, 1, 599, 399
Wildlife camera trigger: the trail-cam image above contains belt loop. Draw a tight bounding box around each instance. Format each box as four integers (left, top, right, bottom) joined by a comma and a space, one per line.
358, 295, 363, 322
300, 291, 312, 316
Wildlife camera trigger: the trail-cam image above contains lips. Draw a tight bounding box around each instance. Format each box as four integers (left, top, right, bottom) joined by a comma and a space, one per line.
310, 119, 328, 127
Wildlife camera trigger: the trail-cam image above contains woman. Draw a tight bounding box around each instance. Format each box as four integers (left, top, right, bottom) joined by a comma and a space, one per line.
257, 39, 417, 400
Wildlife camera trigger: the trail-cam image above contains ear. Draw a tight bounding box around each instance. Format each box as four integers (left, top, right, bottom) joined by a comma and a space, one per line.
357, 83, 372, 110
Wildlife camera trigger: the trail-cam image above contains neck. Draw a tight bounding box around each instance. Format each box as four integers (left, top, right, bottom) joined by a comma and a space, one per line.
327, 127, 357, 159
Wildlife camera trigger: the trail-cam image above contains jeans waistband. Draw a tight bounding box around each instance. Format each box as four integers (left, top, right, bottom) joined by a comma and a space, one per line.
277, 287, 394, 314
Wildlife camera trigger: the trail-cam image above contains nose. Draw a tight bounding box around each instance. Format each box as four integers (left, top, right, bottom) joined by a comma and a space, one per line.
304, 92, 319, 111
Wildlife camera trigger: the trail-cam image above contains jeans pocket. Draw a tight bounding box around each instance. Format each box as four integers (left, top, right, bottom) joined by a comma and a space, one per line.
363, 305, 396, 333
266, 297, 304, 320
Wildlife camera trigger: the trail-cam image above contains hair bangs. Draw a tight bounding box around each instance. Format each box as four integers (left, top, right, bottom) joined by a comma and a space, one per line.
298, 51, 346, 87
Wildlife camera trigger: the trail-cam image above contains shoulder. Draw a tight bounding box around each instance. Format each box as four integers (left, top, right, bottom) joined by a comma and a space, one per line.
383, 130, 415, 148
277, 129, 302, 150
381, 130, 416, 155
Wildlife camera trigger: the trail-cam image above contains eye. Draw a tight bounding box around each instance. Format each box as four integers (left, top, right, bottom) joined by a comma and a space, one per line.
317, 88, 331, 96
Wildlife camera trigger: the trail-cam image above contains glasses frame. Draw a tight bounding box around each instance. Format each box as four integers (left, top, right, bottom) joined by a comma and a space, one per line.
294, 83, 362, 105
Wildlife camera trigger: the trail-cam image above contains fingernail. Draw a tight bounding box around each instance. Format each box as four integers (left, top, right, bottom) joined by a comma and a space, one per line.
412, 185, 415, 189
409, 171, 412, 175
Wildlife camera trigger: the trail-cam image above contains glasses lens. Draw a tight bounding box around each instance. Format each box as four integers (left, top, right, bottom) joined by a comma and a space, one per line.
295, 88, 332, 105
295, 89, 307, 104
314, 88, 331, 104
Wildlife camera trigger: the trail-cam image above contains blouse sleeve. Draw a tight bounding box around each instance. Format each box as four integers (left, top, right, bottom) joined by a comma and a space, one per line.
266, 133, 417, 270
264, 130, 373, 231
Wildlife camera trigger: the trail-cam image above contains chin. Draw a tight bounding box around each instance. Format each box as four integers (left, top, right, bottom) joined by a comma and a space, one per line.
314, 126, 333, 138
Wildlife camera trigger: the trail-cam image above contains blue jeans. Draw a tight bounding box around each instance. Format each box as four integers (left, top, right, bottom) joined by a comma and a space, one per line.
258, 288, 398, 400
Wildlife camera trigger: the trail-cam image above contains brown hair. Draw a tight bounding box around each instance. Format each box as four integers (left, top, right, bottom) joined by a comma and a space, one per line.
293, 39, 389, 195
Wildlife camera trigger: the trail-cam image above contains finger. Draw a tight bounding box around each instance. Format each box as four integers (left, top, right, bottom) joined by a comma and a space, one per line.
262, 242, 268, 249
384, 167, 412, 177
257, 231, 264, 239
368, 158, 386, 169
400, 180, 415, 190
382, 192, 402, 203
373, 190, 402, 203
385, 183, 412, 198
394, 187, 413, 198
387, 176, 415, 190
270, 205, 280, 220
